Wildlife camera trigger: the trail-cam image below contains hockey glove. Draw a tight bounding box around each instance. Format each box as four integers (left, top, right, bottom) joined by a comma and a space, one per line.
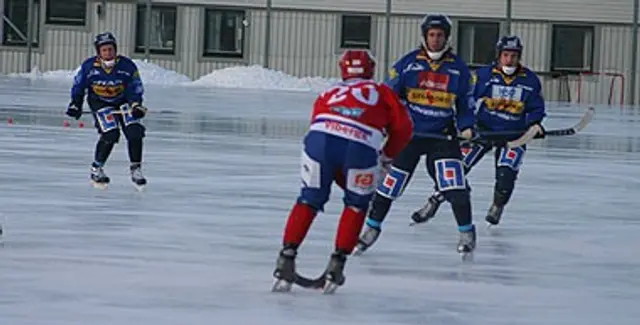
459, 128, 477, 141
527, 122, 545, 137
130, 102, 148, 119
379, 154, 393, 175
65, 102, 82, 120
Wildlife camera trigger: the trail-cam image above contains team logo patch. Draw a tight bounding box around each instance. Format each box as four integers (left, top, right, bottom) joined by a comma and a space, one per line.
435, 159, 466, 191
497, 146, 525, 170
461, 143, 485, 168
376, 167, 410, 199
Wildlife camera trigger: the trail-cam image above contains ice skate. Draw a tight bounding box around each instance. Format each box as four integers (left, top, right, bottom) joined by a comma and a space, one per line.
353, 225, 380, 256
323, 251, 347, 294
130, 163, 147, 191
410, 191, 445, 225
457, 225, 476, 261
271, 247, 297, 292
90, 165, 110, 189
485, 203, 504, 227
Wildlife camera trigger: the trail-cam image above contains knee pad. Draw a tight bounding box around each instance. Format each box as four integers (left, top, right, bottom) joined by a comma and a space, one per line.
376, 166, 411, 200
434, 158, 466, 192
100, 129, 120, 144
124, 123, 146, 141
495, 167, 518, 195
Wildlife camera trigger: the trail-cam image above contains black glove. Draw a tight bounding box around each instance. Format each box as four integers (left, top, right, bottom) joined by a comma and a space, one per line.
65, 101, 82, 120
130, 102, 147, 119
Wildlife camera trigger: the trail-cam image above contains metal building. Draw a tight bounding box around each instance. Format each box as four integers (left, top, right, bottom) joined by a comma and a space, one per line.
0, 0, 638, 105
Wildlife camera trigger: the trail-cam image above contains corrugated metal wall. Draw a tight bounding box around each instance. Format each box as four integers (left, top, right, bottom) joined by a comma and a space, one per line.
0, 0, 637, 106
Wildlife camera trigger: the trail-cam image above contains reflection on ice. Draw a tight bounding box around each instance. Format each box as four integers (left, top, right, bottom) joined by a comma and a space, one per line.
0, 80, 639, 325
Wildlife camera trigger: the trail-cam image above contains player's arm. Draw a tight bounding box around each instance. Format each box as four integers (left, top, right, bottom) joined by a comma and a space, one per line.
455, 66, 476, 139
66, 62, 88, 120
125, 61, 147, 119
525, 74, 546, 128
383, 57, 407, 100
380, 84, 413, 159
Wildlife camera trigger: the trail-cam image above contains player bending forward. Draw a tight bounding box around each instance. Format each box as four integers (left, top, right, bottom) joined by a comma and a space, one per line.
356, 14, 477, 256
412, 35, 546, 226
272, 50, 413, 293
66, 32, 149, 190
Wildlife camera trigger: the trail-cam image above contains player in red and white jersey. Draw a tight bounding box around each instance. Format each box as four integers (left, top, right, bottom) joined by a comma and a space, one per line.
272, 49, 412, 293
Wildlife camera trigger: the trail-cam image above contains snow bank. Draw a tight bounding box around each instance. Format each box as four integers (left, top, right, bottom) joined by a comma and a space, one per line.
191, 65, 338, 92
4, 61, 336, 92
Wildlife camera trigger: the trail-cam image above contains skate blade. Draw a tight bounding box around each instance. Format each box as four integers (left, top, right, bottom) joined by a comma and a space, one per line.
91, 181, 108, 190
322, 281, 340, 294
133, 183, 146, 192
459, 251, 475, 262
271, 279, 293, 293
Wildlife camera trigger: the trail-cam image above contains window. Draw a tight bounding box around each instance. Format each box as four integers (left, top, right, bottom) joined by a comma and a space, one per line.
340, 15, 372, 49
2, 0, 40, 47
203, 9, 245, 58
457, 21, 500, 66
135, 5, 177, 55
551, 25, 594, 72
45, 0, 86, 26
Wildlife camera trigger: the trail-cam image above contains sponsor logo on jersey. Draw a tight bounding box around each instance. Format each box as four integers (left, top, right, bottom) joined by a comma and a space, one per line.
406, 88, 455, 109
331, 106, 364, 118
91, 80, 125, 98
418, 71, 450, 91
484, 85, 525, 115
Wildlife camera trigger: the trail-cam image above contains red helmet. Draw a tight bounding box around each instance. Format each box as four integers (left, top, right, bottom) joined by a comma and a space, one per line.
339, 50, 376, 80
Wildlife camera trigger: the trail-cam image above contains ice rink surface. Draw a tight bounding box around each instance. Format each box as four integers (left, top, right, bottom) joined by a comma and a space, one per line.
1, 75, 639, 325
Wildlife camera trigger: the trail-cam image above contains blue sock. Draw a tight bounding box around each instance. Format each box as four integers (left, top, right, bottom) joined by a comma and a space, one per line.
366, 218, 382, 229
458, 224, 474, 232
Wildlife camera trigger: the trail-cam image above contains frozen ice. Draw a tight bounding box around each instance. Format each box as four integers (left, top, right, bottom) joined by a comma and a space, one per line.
0, 70, 639, 325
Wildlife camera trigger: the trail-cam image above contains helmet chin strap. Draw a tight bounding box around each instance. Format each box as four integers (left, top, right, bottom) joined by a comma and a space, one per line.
101, 59, 115, 68
421, 38, 450, 61
501, 65, 517, 75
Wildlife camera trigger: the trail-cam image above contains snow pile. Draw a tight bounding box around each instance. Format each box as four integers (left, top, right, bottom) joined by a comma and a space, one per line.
4, 61, 337, 91
191, 65, 338, 92
8, 60, 191, 85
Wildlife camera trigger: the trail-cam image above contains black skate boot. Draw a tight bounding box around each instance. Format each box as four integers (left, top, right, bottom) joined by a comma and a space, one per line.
271, 246, 297, 292
323, 251, 347, 294
457, 225, 476, 260
90, 163, 110, 189
485, 203, 504, 226
353, 223, 380, 256
411, 191, 445, 224
130, 163, 147, 190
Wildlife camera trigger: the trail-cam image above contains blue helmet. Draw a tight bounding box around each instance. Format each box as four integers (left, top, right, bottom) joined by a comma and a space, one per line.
420, 14, 452, 38
496, 35, 523, 55
94, 32, 117, 52
420, 14, 452, 60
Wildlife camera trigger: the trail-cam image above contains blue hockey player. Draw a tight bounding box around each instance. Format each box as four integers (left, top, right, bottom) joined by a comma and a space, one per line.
66, 32, 148, 189
411, 35, 546, 226
355, 14, 477, 257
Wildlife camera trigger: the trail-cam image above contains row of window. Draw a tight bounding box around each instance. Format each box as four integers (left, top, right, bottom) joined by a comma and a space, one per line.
0, 0, 594, 71
344, 17, 593, 73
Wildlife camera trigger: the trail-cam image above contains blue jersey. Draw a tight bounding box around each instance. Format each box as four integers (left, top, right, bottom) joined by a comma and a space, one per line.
473, 64, 545, 132
71, 55, 144, 108
384, 48, 475, 135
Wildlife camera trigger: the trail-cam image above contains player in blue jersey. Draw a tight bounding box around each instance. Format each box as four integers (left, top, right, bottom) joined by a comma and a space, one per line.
66, 32, 148, 189
355, 14, 477, 257
412, 35, 546, 226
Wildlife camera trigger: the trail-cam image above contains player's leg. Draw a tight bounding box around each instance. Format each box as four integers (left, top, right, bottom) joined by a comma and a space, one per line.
324, 142, 379, 288
486, 146, 526, 225
354, 138, 423, 254
412, 141, 491, 224
274, 131, 338, 286
426, 139, 476, 254
120, 106, 147, 187
91, 106, 121, 186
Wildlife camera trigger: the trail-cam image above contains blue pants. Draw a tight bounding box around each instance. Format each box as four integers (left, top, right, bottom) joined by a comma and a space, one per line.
298, 131, 380, 212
